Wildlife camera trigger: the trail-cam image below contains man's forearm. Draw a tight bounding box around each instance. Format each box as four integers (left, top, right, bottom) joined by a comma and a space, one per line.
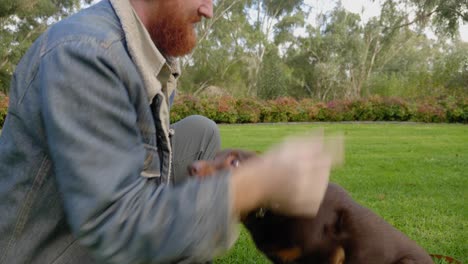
230, 163, 267, 219
75, 173, 237, 263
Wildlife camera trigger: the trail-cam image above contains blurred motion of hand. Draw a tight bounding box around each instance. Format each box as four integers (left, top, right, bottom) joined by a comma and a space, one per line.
231, 129, 345, 218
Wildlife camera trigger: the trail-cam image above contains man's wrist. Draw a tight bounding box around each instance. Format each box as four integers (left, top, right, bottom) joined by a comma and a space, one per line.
229, 166, 267, 218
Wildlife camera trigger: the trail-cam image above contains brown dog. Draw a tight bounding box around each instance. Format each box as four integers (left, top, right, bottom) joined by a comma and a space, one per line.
188, 149, 434, 264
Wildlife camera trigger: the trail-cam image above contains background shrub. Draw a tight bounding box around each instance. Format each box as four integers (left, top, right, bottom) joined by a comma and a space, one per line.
0, 93, 8, 127
235, 98, 262, 123
169, 95, 468, 124
170, 94, 204, 123
1, 94, 467, 130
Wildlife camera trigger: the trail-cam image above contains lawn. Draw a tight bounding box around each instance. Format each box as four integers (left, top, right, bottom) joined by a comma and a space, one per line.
215, 123, 467, 263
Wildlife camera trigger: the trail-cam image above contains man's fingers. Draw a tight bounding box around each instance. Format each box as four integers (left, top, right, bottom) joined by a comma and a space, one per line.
325, 133, 345, 166
251, 128, 345, 217
279, 129, 344, 166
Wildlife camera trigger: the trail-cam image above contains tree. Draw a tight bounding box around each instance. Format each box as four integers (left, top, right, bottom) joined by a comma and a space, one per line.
180, 0, 254, 96
257, 45, 290, 99
283, 0, 467, 100
381, 0, 468, 37
0, 0, 92, 93
180, 0, 306, 97
242, 0, 305, 96
431, 39, 468, 94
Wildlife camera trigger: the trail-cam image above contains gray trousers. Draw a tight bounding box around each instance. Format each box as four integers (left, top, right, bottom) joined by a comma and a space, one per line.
171, 115, 221, 186
170, 115, 220, 264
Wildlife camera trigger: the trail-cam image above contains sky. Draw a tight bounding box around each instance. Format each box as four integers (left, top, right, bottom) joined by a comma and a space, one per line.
303, 0, 468, 41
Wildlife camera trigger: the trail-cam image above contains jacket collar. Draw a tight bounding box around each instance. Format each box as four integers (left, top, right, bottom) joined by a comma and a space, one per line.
109, 0, 180, 104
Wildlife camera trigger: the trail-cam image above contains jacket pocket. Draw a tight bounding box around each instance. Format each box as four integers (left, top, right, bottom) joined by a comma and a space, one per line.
141, 144, 161, 178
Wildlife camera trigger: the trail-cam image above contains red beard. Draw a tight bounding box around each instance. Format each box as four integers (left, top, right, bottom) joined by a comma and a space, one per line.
149, 8, 198, 57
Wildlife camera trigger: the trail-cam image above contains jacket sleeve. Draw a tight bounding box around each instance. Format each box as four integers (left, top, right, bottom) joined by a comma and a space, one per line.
39, 40, 238, 263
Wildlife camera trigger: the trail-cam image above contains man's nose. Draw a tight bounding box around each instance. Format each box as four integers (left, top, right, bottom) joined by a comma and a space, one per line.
198, 0, 213, 19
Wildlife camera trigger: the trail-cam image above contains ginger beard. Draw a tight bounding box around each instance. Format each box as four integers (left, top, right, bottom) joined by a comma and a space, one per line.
149, 3, 199, 57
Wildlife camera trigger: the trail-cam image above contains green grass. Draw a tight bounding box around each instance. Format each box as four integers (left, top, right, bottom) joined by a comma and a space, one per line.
215, 123, 468, 263
1, 123, 465, 263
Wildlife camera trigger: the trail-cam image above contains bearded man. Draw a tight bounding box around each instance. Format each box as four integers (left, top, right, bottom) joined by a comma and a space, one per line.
0, 0, 343, 263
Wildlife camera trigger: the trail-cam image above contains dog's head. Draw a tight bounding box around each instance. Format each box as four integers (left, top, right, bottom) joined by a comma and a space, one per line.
242, 186, 349, 264
188, 149, 346, 264
188, 149, 257, 178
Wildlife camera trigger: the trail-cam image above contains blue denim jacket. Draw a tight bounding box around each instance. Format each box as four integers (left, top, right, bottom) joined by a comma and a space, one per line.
0, 1, 236, 263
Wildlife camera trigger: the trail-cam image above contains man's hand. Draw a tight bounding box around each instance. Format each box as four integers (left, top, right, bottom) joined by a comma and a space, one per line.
230, 130, 344, 218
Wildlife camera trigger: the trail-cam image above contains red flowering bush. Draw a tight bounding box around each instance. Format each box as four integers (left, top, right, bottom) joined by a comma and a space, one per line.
0, 93, 8, 127
170, 94, 204, 123
350, 98, 375, 121
321, 100, 355, 121
194, 96, 238, 124
265, 98, 293, 122
413, 102, 447, 123
235, 97, 262, 123
382, 97, 411, 121
172, 96, 467, 124
299, 99, 321, 121
439, 96, 467, 123
213, 96, 238, 123
2, 93, 466, 129
274, 97, 308, 122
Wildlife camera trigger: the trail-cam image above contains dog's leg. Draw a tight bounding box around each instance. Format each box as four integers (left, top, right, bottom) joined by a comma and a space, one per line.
330, 246, 345, 264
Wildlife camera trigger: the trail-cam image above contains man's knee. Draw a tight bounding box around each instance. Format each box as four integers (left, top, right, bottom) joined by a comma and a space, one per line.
182, 115, 219, 141
187, 114, 218, 130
